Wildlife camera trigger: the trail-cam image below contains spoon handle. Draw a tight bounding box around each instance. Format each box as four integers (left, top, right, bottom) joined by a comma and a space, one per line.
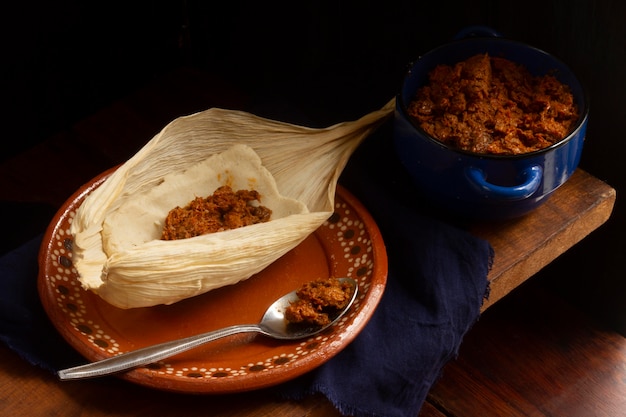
57, 324, 262, 380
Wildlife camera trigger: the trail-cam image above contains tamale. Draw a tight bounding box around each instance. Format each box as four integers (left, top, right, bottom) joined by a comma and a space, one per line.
70, 100, 394, 308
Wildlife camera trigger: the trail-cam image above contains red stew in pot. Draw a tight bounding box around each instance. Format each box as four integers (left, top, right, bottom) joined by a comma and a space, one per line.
407, 53, 579, 155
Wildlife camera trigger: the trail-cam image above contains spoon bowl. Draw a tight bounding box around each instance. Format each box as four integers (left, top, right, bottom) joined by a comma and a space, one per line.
57, 277, 358, 380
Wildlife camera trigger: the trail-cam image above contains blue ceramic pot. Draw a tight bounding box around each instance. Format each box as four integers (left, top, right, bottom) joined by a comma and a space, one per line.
393, 31, 589, 220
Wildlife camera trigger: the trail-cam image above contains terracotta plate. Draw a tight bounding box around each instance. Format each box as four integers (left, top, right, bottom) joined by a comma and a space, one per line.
38, 168, 388, 394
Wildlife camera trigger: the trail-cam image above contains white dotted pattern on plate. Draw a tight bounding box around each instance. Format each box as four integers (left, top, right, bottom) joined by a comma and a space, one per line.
45, 199, 374, 380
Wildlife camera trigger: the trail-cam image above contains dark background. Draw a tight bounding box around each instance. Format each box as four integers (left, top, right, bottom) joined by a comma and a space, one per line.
3, 0, 624, 335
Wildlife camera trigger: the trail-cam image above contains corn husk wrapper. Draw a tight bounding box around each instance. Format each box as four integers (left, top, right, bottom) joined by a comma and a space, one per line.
70, 99, 394, 309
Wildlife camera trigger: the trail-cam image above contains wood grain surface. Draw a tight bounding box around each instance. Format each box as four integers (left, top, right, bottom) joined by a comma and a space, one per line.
1, 67, 620, 417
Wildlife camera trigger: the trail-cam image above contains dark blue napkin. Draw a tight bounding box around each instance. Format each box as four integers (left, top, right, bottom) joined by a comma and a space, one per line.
0, 122, 492, 417
0, 232, 85, 371
274, 122, 493, 416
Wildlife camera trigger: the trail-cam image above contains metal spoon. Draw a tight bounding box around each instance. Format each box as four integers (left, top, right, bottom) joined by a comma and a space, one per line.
57, 277, 358, 380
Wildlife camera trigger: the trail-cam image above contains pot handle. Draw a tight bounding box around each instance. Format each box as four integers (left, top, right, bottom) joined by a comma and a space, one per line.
465, 165, 543, 201
454, 25, 503, 40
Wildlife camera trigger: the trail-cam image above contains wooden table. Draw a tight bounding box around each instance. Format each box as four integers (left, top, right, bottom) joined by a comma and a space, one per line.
472, 168, 616, 311
0, 68, 616, 416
